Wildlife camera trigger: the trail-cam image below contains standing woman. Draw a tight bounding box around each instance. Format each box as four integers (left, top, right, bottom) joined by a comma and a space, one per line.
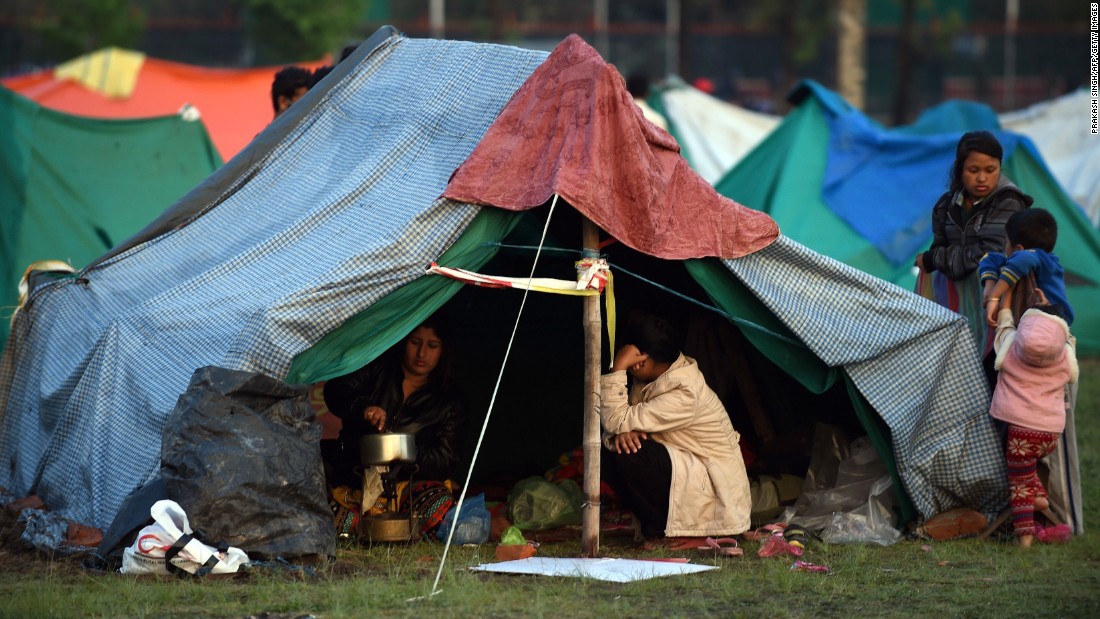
915, 130, 1033, 366
322, 313, 467, 487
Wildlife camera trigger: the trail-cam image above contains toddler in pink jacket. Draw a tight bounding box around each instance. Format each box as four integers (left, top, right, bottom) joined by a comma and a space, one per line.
989, 301, 1078, 547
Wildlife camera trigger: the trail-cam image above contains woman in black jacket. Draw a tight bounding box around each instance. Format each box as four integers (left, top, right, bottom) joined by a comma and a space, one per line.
915, 130, 1033, 362
322, 313, 466, 487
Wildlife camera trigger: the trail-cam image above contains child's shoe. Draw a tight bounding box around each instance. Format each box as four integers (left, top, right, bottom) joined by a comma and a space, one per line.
917, 507, 987, 541
783, 524, 809, 549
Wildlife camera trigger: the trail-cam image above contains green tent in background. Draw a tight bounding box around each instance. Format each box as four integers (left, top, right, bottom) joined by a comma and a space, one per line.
715, 81, 1100, 355
0, 87, 222, 350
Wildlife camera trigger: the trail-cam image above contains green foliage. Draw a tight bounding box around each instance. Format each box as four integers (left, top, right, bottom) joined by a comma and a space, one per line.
5, 522, 1100, 618
21, 0, 145, 62
239, 0, 372, 64
746, 0, 831, 68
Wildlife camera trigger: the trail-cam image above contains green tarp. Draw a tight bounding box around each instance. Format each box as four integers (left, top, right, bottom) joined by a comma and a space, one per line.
287, 208, 524, 384
0, 86, 222, 350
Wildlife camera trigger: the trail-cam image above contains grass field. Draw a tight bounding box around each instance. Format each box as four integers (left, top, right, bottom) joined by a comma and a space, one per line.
2, 359, 1098, 619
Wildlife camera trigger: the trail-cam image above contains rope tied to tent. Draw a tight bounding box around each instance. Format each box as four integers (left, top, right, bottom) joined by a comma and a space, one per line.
486, 243, 806, 348
427, 253, 618, 364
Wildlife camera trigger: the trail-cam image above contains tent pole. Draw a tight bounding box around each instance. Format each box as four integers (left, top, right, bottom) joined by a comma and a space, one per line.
580, 217, 602, 557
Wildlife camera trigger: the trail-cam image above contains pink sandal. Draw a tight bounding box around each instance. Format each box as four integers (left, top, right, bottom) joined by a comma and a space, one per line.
700, 537, 743, 557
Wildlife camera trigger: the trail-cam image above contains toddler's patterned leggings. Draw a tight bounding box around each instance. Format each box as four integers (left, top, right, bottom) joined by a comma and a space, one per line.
1006, 424, 1060, 537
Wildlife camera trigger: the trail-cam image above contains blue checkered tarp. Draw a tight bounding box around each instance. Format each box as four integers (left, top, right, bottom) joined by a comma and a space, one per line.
0, 29, 1006, 536
0, 31, 549, 529
724, 236, 1006, 518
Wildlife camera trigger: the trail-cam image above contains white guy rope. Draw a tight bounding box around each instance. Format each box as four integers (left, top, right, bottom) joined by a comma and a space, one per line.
421, 194, 561, 599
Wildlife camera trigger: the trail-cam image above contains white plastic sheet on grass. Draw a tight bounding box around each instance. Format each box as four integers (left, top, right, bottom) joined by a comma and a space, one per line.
469, 557, 718, 583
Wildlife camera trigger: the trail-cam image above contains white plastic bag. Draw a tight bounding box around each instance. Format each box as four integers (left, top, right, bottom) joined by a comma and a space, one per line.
817, 475, 903, 546
780, 436, 903, 546
121, 500, 249, 576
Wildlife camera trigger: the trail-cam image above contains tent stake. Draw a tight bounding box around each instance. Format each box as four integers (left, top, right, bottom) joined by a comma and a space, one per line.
581, 217, 602, 557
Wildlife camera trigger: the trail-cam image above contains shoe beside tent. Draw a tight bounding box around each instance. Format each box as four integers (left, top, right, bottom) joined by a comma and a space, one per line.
0, 28, 1003, 540
714, 81, 1100, 355
0, 86, 223, 351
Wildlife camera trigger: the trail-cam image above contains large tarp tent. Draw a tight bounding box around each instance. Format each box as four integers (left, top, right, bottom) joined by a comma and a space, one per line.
649, 77, 780, 185
0, 86, 223, 351
2, 48, 326, 161
0, 29, 1002, 540
714, 81, 1100, 355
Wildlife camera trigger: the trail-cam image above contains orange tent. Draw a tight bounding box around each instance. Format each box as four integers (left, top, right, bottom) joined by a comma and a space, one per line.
3, 48, 328, 161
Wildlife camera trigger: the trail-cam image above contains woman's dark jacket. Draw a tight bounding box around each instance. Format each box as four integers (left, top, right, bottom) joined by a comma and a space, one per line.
921, 177, 1033, 280
324, 361, 466, 482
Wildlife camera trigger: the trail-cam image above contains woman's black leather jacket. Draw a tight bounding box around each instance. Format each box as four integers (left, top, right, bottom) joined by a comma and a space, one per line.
324, 361, 466, 481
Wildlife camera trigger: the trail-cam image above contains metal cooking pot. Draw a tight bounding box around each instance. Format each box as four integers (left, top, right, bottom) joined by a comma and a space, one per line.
359, 432, 417, 465
360, 513, 418, 543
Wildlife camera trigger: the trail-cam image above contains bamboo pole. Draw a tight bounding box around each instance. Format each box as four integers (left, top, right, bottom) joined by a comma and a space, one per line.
580, 217, 602, 557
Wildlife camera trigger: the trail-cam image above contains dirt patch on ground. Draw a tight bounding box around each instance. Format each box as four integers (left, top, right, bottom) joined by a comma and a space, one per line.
0, 545, 87, 578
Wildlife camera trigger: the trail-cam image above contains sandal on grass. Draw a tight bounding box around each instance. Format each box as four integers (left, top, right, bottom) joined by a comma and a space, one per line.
641, 536, 709, 551
742, 523, 785, 541
700, 537, 743, 557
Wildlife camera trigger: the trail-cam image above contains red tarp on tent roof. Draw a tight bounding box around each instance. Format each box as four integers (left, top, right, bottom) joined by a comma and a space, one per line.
444, 35, 778, 260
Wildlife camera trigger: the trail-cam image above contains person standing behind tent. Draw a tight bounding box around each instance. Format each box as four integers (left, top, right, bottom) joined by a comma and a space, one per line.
322, 312, 467, 487
914, 130, 1034, 369
271, 66, 313, 118
988, 287, 1077, 547
599, 311, 751, 542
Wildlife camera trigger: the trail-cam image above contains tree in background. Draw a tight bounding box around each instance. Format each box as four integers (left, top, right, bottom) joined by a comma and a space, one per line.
745, 0, 832, 112
14, 0, 145, 63
239, 0, 371, 64
891, 0, 966, 125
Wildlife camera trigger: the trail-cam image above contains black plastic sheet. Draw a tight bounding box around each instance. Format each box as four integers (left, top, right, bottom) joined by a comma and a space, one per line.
160, 366, 334, 561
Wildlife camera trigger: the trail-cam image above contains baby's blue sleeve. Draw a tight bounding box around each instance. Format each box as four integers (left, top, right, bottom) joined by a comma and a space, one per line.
1000, 251, 1040, 286
978, 252, 1006, 283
